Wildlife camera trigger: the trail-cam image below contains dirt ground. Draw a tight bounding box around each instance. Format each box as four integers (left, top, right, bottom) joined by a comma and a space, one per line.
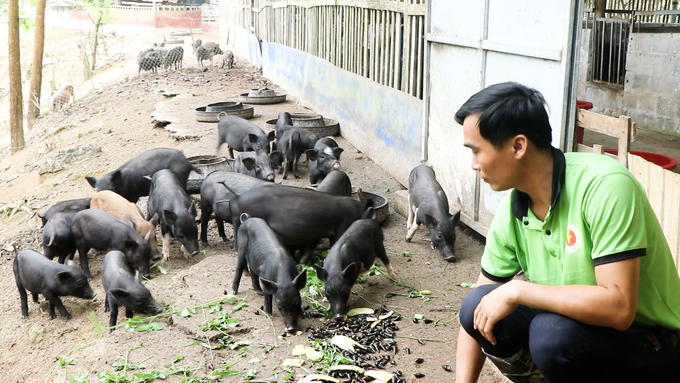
0, 29, 509, 383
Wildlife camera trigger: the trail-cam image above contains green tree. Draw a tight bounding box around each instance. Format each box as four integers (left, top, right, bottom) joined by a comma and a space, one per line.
78, 0, 115, 72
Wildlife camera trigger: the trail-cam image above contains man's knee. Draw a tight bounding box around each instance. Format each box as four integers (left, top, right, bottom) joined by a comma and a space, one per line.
528, 313, 581, 375
459, 284, 500, 334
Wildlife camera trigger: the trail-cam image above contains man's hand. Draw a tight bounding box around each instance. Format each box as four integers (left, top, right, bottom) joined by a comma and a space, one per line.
473, 281, 519, 345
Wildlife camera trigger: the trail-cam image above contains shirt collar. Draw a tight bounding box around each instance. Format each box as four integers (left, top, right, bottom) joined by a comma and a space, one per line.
511, 147, 565, 220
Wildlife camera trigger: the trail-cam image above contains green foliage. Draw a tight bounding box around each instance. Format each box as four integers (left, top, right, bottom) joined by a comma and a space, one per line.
180, 307, 196, 318
458, 282, 476, 288
0, 0, 35, 31
94, 356, 242, 383
124, 316, 163, 332
57, 356, 75, 368
68, 373, 90, 383
77, 0, 116, 23
300, 265, 331, 317
201, 311, 241, 332
310, 339, 352, 371
112, 357, 146, 372
154, 264, 168, 275
243, 368, 258, 381
89, 312, 108, 338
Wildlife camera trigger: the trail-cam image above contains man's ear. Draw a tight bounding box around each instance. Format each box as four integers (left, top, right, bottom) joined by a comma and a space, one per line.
513, 135, 529, 159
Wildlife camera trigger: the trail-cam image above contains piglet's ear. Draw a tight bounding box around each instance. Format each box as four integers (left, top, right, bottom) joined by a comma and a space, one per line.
313, 264, 327, 281
110, 170, 123, 184
293, 271, 307, 290
86, 176, 98, 188
57, 271, 72, 284
305, 149, 318, 162
333, 147, 344, 160
164, 210, 177, 225
424, 213, 437, 228
259, 277, 278, 293
111, 288, 131, 302
241, 157, 256, 171
341, 262, 358, 279
450, 211, 461, 225
124, 240, 138, 251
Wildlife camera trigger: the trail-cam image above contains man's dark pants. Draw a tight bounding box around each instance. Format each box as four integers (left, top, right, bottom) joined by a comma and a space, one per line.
460, 284, 680, 383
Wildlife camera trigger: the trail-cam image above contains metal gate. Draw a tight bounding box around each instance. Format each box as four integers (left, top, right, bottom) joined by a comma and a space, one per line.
423, 1, 583, 235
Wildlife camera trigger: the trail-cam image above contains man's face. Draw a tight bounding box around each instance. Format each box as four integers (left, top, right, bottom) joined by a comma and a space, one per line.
462, 113, 518, 191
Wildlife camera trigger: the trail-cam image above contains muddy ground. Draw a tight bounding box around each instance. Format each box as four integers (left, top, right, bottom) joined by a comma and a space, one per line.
0, 30, 509, 382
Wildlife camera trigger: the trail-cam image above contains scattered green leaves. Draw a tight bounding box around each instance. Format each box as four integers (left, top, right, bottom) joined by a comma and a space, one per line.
310, 339, 352, 371
201, 311, 241, 332
301, 265, 325, 301
68, 373, 90, 383
458, 282, 476, 288
243, 368, 258, 380
89, 312, 107, 338
124, 316, 163, 332
154, 264, 168, 275
57, 356, 75, 368
229, 340, 250, 350
180, 307, 196, 318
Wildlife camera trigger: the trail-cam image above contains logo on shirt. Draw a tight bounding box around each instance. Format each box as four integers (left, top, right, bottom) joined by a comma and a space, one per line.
565, 224, 582, 253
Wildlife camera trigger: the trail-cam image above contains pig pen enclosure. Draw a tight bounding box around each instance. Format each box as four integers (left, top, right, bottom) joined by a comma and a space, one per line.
0, 30, 507, 382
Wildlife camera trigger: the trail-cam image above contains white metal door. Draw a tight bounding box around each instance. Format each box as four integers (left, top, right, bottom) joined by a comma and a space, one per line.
424, 0, 582, 235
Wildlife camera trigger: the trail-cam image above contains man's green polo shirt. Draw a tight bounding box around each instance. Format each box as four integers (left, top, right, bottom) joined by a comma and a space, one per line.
482, 148, 680, 330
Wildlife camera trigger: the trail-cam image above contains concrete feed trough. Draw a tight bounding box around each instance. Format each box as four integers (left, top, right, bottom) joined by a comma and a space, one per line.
265, 113, 340, 136
195, 102, 254, 122
186, 155, 235, 194
238, 88, 287, 104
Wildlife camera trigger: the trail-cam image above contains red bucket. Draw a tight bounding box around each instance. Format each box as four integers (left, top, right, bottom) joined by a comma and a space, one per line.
604, 150, 678, 171
576, 100, 594, 144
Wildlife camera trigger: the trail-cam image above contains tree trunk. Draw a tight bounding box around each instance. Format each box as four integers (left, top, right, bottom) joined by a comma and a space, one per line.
91, 15, 101, 71
27, 0, 47, 130
8, 0, 25, 150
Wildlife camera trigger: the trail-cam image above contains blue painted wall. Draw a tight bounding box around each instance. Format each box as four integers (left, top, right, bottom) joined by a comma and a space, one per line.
260, 42, 423, 186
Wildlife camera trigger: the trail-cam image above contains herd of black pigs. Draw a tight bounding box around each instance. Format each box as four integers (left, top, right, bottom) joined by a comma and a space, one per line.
14, 111, 461, 335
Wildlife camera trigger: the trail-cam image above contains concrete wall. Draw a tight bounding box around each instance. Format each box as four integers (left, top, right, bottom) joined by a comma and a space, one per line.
622, 33, 680, 134
578, 29, 680, 134
260, 42, 422, 186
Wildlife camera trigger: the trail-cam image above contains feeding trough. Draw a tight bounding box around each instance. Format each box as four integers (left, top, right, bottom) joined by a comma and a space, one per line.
206, 101, 243, 112
363, 191, 389, 224
265, 113, 340, 136
195, 102, 254, 122
186, 155, 235, 194
238, 88, 287, 104
350, 189, 389, 225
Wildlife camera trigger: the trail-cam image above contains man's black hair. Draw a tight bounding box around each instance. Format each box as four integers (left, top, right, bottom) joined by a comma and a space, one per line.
454, 82, 553, 150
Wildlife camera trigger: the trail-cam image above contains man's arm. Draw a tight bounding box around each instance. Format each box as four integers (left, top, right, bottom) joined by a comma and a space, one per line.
474, 257, 640, 345
455, 272, 500, 383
